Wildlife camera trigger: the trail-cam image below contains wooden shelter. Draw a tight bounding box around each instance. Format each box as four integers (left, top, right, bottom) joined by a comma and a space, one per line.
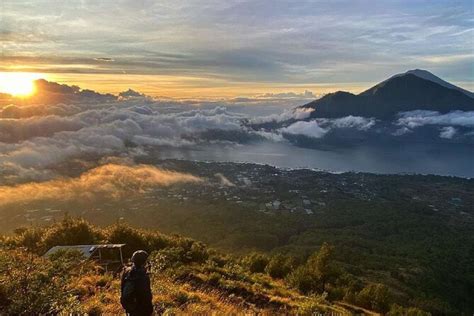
44, 244, 125, 272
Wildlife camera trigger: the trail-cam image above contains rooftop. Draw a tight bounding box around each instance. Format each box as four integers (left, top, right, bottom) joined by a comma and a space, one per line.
44, 244, 125, 258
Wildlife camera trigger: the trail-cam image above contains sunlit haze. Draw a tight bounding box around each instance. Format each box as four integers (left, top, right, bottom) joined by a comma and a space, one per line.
0, 72, 45, 97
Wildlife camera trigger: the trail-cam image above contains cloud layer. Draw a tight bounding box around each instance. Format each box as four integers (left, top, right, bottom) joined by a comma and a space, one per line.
1, 81, 474, 184
0, 86, 305, 182
279, 115, 376, 138
0, 163, 202, 206
280, 120, 328, 138
397, 110, 474, 128
396, 110, 474, 138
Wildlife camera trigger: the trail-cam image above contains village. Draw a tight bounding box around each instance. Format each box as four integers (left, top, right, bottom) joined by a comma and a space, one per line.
3, 159, 472, 231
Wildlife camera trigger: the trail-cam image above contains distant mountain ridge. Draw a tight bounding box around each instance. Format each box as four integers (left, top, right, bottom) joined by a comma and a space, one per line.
302, 70, 474, 119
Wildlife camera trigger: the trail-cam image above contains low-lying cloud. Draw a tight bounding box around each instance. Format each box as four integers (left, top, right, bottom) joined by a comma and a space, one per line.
214, 173, 235, 187
258, 90, 316, 99
395, 110, 474, 138
280, 120, 328, 138
397, 110, 474, 128
0, 103, 249, 175
0, 163, 202, 206
278, 115, 376, 138
439, 126, 457, 139
248, 107, 314, 124
0, 115, 83, 142
325, 116, 376, 130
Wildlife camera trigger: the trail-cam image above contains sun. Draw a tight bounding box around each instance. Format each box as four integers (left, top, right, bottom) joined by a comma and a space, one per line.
0, 72, 44, 97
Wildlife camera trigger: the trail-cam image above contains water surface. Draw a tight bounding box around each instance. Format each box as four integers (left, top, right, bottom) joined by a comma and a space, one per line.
156, 141, 474, 178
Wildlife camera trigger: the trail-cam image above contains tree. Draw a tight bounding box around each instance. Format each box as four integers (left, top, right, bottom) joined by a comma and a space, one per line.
306, 242, 336, 292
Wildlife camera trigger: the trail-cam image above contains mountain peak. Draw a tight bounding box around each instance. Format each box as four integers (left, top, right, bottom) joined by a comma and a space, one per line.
302, 69, 474, 119
395, 69, 473, 98
406, 68, 433, 76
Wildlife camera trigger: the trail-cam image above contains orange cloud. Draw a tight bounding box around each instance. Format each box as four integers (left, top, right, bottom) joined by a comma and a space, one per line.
0, 164, 202, 206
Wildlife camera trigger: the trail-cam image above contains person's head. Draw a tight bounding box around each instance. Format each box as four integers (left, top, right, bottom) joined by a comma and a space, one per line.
131, 250, 149, 268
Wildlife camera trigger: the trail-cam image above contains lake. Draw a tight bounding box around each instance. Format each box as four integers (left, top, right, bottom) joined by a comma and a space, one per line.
155, 141, 474, 178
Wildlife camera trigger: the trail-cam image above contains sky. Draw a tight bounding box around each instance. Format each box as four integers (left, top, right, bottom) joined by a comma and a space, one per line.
1, 0, 473, 98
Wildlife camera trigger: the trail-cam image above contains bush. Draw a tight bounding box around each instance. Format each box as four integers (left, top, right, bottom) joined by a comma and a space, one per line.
186, 241, 209, 263
0, 248, 88, 314
152, 247, 187, 270
243, 252, 269, 273
207, 250, 229, 268
296, 294, 328, 316
306, 242, 337, 293
356, 283, 393, 313
48, 248, 96, 277
286, 265, 315, 294
265, 253, 295, 278
42, 217, 102, 251
12, 227, 43, 252
207, 272, 222, 285
387, 304, 431, 316
106, 223, 149, 258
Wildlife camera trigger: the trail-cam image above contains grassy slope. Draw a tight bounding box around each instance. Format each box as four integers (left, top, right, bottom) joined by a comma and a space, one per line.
77, 262, 373, 315
0, 218, 379, 315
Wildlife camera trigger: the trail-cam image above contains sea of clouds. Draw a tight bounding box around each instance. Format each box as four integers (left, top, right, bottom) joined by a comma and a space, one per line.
1, 81, 474, 186
0, 83, 317, 183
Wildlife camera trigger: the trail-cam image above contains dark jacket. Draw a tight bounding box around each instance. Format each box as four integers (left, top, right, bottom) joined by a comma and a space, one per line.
120, 265, 153, 316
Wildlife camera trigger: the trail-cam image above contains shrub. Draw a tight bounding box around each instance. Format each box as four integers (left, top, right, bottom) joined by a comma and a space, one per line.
152, 247, 187, 270
105, 223, 149, 258
356, 283, 393, 313
0, 248, 87, 314
265, 253, 295, 278
286, 265, 315, 294
387, 304, 431, 316
42, 217, 102, 251
243, 252, 269, 273
207, 272, 222, 285
306, 242, 337, 293
12, 227, 44, 252
296, 294, 328, 316
186, 241, 209, 263
172, 291, 190, 306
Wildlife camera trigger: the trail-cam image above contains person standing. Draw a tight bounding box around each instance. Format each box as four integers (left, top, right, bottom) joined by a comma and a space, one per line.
120, 250, 153, 316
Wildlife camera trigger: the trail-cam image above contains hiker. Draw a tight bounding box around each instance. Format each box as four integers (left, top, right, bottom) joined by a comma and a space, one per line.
120, 250, 153, 316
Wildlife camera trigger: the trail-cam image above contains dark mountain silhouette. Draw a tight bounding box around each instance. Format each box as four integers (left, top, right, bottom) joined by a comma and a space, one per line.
395, 69, 474, 98
302, 70, 474, 119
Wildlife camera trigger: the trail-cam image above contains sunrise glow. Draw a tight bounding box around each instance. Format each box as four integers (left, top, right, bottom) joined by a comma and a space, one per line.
0, 72, 44, 97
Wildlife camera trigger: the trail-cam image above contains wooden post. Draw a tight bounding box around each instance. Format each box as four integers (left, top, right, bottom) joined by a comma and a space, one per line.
119, 246, 124, 265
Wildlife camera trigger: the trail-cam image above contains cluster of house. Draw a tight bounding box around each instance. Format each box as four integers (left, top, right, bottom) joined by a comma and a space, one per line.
260, 196, 327, 215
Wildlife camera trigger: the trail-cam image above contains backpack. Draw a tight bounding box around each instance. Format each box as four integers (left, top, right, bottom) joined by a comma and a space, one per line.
120, 269, 137, 312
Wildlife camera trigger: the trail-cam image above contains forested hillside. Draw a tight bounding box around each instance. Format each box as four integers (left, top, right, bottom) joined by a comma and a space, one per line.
1, 160, 473, 315
0, 217, 432, 315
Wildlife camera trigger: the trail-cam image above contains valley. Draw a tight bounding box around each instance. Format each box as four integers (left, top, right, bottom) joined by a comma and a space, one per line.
1, 159, 473, 313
